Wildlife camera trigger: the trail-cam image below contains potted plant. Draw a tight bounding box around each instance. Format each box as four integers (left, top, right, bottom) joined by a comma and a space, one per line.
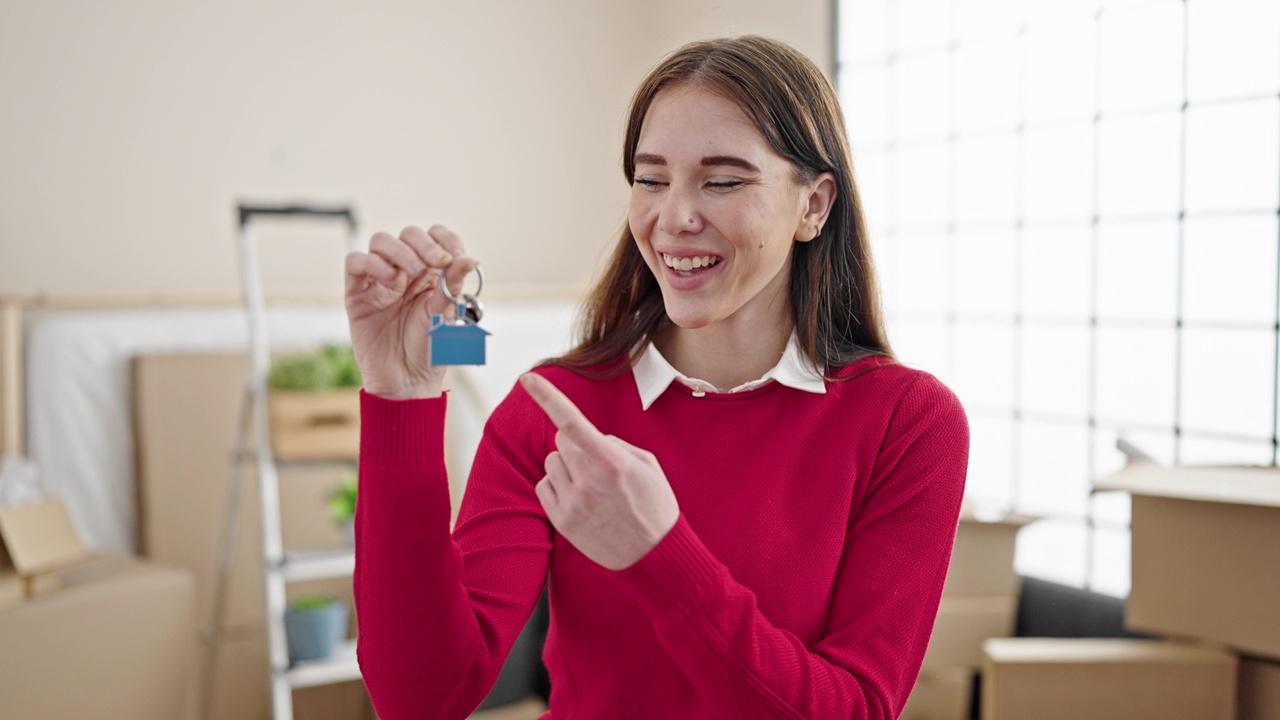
328, 473, 357, 547
284, 595, 349, 664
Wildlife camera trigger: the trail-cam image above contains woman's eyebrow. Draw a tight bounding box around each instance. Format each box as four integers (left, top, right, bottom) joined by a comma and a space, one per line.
633, 153, 760, 173
701, 155, 760, 172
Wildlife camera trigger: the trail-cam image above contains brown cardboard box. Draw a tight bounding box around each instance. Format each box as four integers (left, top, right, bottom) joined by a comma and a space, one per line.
0, 498, 92, 605
0, 569, 20, 608
134, 353, 356, 634
134, 353, 371, 717
1240, 658, 1280, 720
203, 628, 375, 720
982, 638, 1237, 720
1095, 462, 1280, 660
269, 389, 361, 460
923, 594, 1018, 670
944, 508, 1034, 596
902, 667, 974, 720
468, 698, 549, 719
0, 556, 196, 720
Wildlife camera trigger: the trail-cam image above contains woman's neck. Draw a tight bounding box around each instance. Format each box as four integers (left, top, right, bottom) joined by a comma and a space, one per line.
654, 319, 793, 391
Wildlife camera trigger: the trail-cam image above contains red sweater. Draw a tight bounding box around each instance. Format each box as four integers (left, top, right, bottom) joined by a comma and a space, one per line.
354, 355, 969, 719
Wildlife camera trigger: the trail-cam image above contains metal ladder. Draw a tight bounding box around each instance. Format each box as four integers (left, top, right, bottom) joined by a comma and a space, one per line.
202, 203, 364, 720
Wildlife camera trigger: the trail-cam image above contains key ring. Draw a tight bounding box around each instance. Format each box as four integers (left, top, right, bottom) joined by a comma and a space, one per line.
439, 264, 484, 303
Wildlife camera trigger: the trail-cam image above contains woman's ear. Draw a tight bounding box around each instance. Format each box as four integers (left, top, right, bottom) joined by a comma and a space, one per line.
794, 172, 838, 242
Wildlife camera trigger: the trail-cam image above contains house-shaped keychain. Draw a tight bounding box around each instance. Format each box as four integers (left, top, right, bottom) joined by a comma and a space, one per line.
428, 312, 490, 365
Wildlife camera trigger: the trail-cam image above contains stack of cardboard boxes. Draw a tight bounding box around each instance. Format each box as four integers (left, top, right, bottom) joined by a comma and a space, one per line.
901, 507, 1034, 720
0, 497, 196, 719
980, 462, 1280, 720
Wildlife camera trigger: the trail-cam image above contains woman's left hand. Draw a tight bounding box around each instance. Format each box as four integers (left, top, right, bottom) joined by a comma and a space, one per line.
520, 373, 680, 571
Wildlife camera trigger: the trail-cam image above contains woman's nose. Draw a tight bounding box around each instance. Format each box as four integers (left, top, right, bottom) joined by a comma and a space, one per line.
655, 187, 703, 236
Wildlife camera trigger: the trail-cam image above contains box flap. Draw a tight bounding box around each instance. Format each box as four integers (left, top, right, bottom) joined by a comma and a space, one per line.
1095, 461, 1280, 508
983, 637, 1236, 665
959, 499, 1039, 527
0, 499, 89, 575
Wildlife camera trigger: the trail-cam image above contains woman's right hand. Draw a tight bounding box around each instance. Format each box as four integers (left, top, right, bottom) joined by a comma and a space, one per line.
343, 225, 480, 399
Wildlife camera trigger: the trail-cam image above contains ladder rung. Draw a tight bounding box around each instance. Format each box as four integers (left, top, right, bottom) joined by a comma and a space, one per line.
283, 639, 361, 688
275, 548, 355, 582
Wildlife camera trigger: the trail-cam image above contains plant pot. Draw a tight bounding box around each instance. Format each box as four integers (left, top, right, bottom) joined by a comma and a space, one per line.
284, 599, 349, 664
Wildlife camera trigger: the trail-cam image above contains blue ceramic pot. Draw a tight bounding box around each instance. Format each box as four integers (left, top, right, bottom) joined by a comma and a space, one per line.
285, 600, 348, 663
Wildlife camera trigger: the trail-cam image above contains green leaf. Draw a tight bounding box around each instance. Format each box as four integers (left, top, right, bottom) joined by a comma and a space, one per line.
289, 595, 336, 612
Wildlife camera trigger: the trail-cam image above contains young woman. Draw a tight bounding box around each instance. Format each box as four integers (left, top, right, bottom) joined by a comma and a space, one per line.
344, 36, 969, 720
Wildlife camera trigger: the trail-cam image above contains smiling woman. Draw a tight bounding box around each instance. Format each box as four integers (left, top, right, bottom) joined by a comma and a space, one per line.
346, 36, 970, 720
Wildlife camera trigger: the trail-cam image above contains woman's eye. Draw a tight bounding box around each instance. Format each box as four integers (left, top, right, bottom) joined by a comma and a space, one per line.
706, 180, 745, 191
634, 178, 666, 189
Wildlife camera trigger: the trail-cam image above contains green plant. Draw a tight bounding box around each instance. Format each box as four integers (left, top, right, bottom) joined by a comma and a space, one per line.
289, 595, 336, 612
268, 344, 362, 391
322, 344, 363, 388
328, 474, 357, 525
268, 355, 333, 390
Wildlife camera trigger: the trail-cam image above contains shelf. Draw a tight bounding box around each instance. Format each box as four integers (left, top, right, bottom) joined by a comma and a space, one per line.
231, 449, 357, 470
275, 548, 355, 582
285, 638, 361, 689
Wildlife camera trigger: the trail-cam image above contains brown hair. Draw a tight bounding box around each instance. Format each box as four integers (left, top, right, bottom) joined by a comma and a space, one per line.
545, 35, 893, 378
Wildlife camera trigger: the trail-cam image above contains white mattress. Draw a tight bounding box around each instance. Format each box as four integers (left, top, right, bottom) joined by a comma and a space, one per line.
24, 300, 577, 554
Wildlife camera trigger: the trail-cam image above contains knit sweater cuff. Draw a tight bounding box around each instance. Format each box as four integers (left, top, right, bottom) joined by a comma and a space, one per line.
617, 514, 724, 614
359, 389, 447, 467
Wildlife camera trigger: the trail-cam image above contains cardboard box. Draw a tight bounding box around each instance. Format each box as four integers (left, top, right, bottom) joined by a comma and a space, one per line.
923, 594, 1018, 670
1095, 462, 1280, 660
134, 353, 356, 634
135, 353, 371, 718
0, 498, 92, 605
269, 389, 361, 461
1240, 658, 1280, 720
468, 698, 550, 720
0, 556, 196, 720
902, 667, 974, 720
944, 508, 1034, 597
982, 638, 1237, 720
202, 627, 375, 720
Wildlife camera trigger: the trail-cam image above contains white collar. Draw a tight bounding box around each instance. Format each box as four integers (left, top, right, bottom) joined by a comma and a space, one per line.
631, 333, 826, 410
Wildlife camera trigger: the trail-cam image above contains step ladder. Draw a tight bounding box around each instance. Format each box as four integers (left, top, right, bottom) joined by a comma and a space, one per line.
202, 203, 364, 720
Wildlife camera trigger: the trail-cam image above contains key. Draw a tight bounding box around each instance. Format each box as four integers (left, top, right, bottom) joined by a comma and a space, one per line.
462, 294, 484, 325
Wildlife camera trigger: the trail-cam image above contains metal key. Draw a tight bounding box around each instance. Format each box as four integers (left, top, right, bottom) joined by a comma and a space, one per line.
461, 293, 484, 324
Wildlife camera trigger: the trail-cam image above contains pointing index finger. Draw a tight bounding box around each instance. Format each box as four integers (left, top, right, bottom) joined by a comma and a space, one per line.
520, 373, 602, 444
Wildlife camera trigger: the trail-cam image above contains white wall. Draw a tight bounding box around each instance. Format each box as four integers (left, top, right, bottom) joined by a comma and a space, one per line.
0, 1, 832, 298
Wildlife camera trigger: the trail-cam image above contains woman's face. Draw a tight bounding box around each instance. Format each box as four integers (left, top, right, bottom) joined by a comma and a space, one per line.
628, 86, 830, 335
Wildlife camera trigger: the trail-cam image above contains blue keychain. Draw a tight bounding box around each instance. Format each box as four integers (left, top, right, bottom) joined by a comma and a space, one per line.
428, 266, 490, 366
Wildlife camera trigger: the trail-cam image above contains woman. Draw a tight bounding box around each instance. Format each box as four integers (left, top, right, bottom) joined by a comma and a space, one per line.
345, 36, 968, 720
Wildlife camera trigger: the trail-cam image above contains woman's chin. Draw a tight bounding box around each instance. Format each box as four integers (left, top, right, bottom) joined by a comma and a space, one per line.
661, 301, 718, 330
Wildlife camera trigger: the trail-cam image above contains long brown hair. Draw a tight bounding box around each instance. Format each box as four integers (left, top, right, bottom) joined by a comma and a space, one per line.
545, 35, 893, 378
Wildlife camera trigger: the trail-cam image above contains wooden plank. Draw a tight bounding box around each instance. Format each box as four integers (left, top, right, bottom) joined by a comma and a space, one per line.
0, 299, 23, 456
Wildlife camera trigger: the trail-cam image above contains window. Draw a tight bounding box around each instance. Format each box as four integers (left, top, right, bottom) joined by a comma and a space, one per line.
837, 0, 1280, 597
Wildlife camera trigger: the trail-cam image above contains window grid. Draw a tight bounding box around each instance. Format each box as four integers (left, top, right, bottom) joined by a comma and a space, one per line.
837, 0, 1280, 595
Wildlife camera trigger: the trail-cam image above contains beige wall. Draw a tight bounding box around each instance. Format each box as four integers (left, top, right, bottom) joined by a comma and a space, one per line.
0, 0, 832, 299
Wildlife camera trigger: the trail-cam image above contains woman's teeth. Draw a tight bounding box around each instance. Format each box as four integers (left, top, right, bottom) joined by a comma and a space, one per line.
662, 254, 722, 272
